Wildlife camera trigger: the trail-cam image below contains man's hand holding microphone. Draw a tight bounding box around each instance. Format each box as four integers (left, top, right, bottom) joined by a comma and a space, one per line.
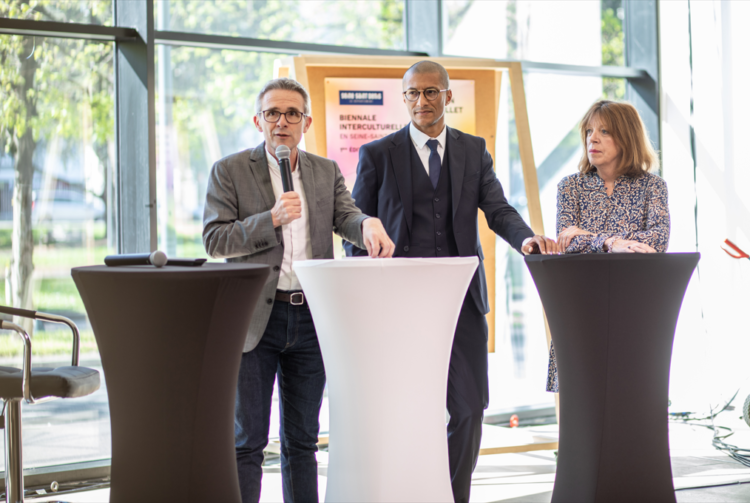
272, 145, 394, 258
271, 145, 301, 227
271, 193, 302, 228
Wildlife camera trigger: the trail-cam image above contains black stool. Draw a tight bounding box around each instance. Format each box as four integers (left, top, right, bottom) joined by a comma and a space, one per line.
0, 306, 100, 503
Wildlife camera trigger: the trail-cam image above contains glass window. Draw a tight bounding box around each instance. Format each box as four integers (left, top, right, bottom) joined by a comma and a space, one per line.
0, 34, 114, 468
155, 45, 290, 258
1, 0, 112, 26
156, 1, 405, 51
443, 0, 625, 68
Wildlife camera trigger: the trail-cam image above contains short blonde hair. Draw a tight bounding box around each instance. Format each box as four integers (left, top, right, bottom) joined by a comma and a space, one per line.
578, 100, 659, 178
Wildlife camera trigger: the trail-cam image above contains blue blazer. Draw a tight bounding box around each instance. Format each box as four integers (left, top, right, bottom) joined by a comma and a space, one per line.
345, 124, 534, 315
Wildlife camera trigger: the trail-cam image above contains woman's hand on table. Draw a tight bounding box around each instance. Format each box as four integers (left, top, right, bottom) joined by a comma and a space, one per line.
607, 238, 656, 253
557, 226, 594, 251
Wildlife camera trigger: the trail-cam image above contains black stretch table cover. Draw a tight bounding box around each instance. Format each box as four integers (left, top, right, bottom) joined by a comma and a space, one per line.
72, 264, 269, 503
525, 253, 699, 503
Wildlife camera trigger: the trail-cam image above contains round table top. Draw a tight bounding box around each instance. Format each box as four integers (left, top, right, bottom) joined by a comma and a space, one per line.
524, 252, 700, 264
72, 262, 269, 277
293, 256, 479, 271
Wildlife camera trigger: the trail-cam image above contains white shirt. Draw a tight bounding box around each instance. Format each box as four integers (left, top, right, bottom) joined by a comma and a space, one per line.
408, 122, 534, 251
408, 122, 447, 175
266, 147, 313, 291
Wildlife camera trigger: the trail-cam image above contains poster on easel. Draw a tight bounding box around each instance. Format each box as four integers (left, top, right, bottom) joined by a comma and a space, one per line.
324, 78, 476, 187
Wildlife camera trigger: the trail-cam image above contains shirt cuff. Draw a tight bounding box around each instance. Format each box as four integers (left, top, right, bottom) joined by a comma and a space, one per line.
522, 237, 533, 249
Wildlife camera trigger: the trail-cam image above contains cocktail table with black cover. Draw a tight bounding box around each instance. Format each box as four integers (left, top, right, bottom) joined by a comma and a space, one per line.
72, 263, 269, 503
525, 253, 699, 503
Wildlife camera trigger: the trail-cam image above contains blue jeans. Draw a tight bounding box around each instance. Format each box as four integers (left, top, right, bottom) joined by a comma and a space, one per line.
235, 298, 326, 503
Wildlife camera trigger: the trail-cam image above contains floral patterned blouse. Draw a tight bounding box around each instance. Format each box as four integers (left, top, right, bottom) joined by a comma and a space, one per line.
546, 170, 671, 392
557, 170, 670, 254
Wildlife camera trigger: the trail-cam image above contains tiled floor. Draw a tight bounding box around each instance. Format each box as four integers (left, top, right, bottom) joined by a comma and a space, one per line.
28, 417, 750, 502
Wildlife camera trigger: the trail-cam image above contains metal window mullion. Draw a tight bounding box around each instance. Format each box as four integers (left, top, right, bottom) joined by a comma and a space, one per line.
114, 0, 156, 253
154, 30, 425, 57
406, 0, 441, 56
0, 18, 138, 41
624, 0, 660, 154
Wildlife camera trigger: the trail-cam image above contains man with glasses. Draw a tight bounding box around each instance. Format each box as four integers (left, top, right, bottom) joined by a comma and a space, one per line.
203, 77, 394, 503
345, 61, 557, 503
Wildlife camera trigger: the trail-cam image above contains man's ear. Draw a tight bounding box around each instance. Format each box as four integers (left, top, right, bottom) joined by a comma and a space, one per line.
445, 90, 453, 106
302, 115, 313, 134
253, 115, 263, 132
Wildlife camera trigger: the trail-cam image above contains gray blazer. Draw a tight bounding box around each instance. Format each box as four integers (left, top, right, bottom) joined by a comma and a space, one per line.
203, 142, 368, 352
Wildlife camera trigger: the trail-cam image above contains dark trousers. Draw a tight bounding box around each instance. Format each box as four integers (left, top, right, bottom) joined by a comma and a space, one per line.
235, 299, 326, 503
447, 294, 490, 503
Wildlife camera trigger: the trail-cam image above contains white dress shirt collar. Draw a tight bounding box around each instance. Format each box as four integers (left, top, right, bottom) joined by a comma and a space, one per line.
409, 122, 447, 151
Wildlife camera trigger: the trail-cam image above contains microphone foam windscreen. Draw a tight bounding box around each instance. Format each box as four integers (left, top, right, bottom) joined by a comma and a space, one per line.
150, 250, 168, 268
275, 145, 291, 160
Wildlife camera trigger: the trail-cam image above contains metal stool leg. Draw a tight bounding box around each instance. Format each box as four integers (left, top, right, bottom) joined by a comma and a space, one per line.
4, 399, 23, 503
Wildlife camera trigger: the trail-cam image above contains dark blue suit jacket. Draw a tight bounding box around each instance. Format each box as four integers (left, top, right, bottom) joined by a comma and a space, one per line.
345, 124, 534, 315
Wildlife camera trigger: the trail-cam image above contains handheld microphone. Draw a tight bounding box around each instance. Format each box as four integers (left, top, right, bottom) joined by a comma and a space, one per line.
276, 145, 294, 192
105, 251, 168, 268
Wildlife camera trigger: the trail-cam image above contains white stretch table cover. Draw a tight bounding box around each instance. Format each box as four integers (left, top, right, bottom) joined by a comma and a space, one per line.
294, 257, 479, 503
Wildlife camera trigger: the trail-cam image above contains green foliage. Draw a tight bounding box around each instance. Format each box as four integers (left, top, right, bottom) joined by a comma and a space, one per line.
160, 1, 403, 49
0, 229, 10, 249
1, 1, 113, 155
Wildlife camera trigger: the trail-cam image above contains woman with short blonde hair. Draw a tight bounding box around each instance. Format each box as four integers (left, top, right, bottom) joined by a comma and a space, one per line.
547, 100, 670, 392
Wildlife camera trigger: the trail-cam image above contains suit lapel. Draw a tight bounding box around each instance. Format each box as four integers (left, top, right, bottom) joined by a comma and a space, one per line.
298, 150, 317, 240
389, 125, 414, 235
447, 127, 465, 218
248, 142, 276, 210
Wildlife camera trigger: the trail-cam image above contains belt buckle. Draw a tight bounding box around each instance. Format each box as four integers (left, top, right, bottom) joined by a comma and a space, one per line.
290, 292, 304, 306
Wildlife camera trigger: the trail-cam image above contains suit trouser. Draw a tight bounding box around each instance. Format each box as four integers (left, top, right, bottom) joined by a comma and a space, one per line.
447, 293, 490, 503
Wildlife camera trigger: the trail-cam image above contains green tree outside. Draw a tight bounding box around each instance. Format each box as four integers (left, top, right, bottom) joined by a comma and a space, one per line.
1, 1, 113, 336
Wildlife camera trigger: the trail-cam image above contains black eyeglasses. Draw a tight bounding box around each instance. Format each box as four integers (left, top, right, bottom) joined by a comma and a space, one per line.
403, 88, 449, 102
259, 110, 306, 124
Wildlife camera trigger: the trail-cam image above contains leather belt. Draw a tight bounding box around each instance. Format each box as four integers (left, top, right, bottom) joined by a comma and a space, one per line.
275, 290, 305, 306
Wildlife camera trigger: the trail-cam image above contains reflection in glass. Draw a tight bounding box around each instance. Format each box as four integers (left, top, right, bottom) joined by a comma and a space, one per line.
0, 34, 114, 468
157, 0, 405, 50
0, 0, 112, 26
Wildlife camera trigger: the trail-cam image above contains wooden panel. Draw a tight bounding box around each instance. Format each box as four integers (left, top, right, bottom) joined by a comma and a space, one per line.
479, 441, 558, 456
507, 63, 544, 236
276, 66, 289, 78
